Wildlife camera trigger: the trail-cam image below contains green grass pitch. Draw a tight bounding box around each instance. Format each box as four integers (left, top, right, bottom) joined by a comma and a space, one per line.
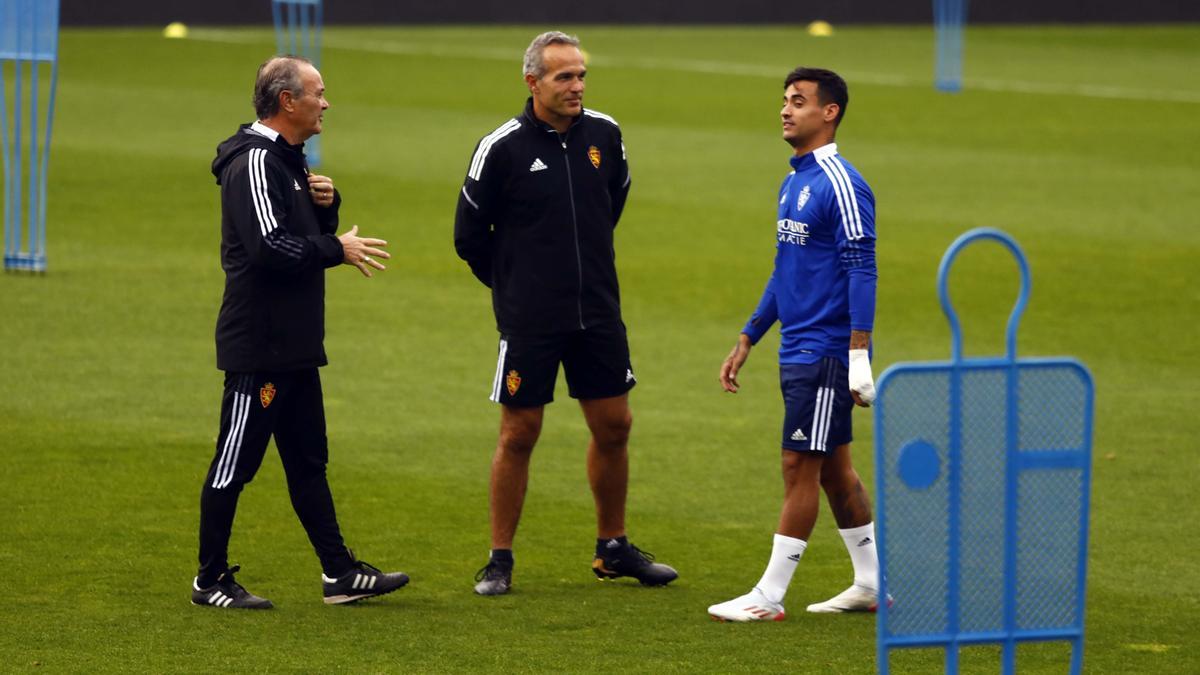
1, 24, 1197, 673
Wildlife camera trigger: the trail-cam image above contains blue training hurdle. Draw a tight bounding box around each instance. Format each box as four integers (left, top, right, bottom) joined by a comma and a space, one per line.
933, 0, 967, 92
271, 0, 323, 167
1, 0, 59, 272
874, 228, 1094, 674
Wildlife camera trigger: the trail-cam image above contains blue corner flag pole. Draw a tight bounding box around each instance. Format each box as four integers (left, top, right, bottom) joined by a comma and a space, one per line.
271, 0, 324, 167
874, 228, 1094, 674
933, 0, 967, 92
1, 0, 60, 273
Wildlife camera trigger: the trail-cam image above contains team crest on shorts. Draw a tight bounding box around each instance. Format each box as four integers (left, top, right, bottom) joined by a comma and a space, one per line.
588, 145, 601, 169
259, 382, 276, 408
505, 370, 522, 396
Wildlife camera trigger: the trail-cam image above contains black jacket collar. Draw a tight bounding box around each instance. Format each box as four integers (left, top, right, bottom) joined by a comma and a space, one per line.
521, 97, 582, 133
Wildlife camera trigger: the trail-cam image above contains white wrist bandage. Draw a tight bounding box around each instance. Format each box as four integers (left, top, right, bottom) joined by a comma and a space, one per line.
848, 348, 876, 405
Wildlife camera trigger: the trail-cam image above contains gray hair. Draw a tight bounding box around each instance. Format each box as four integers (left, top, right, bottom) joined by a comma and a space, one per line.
522, 31, 580, 78
253, 55, 311, 119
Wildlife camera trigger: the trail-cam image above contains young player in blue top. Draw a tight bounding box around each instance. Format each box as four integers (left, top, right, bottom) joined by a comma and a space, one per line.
708, 67, 885, 622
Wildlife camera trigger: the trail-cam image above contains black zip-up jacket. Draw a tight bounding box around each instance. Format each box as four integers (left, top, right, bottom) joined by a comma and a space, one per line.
211, 123, 343, 372
454, 99, 631, 335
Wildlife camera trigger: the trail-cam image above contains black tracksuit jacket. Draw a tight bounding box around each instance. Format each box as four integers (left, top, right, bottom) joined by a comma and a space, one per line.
454, 99, 632, 335
211, 124, 344, 372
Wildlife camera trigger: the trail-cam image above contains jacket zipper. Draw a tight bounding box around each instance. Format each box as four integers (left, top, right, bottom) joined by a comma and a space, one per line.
560, 133, 585, 330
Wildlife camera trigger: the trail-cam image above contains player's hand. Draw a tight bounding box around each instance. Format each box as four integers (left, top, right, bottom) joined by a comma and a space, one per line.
309, 174, 336, 208
848, 348, 876, 407
338, 225, 390, 278
720, 335, 753, 393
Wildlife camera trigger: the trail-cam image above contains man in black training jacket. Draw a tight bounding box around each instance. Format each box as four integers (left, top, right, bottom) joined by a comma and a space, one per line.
455, 31, 678, 596
194, 55, 405, 609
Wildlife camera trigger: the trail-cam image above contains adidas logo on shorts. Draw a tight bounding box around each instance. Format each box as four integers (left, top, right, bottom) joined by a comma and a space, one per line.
791, 428, 808, 441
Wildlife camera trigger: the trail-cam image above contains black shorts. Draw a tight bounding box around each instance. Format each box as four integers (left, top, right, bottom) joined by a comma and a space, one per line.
490, 322, 636, 407
780, 357, 853, 453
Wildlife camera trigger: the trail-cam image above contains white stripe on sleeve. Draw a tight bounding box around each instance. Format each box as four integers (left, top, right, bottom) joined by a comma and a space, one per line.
817, 155, 863, 240
248, 148, 281, 235
468, 119, 521, 181
827, 157, 864, 238
461, 186, 480, 210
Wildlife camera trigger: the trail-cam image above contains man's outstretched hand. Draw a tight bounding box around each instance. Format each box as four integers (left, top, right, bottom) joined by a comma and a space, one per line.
339, 225, 390, 277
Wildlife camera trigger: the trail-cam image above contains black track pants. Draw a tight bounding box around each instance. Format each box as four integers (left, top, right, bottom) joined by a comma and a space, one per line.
197, 369, 353, 585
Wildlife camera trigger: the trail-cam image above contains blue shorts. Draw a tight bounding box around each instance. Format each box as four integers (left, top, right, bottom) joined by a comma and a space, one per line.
780, 357, 853, 453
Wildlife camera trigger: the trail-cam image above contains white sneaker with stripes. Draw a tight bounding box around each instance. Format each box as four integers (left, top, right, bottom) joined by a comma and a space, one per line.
805, 584, 888, 613
322, 559, 409, 605
707, 588, 786, 622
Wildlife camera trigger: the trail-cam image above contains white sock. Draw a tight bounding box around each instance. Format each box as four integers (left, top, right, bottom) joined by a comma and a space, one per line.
754, 533, 808, 604
839, 522, 880, 591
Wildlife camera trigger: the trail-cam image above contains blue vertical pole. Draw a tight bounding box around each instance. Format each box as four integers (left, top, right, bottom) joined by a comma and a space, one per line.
271, 0, 284, 54
28, 2, 39, 268
1071, 379, 1095, 675
287, 2, 298, 54
1, 59, 11, 263
35, 0, 57, 267
1001, 362, 1019, 674
13, 43, 23, 265
314, 1, 323, 66
299, 2, 310, 57
933, 0, 967, 92
946, 363, 961, 674
269, 0, 322, 166
875, 404, 891, 675
1001, 235, 1030, 675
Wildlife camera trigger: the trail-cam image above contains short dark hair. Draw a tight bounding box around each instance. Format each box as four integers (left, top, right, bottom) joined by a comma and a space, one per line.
253, 55, 311, 119
784, 67, 849, 126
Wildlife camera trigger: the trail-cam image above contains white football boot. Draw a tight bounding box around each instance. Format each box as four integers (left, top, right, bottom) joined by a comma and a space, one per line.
805, 584, 889, 613
707, 588, 786, 622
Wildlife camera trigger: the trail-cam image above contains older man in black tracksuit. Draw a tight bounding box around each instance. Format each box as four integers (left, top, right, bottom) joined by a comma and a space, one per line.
193, 56, 406, 609
455, 31, 678, 596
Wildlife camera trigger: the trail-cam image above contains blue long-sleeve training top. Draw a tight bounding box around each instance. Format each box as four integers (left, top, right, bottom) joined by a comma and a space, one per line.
742, 142, 877, 366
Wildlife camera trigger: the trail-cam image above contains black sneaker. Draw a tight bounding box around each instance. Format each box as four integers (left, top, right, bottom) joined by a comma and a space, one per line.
592, 542, 678, 586
191, 565, 274, 609
322, 559, 409, 605
473, 561, 513, 596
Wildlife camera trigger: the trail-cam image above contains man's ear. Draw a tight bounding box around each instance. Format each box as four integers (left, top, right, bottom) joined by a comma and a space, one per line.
824, 103, 840, 123
524, 72, 538, 94
279, 90, 295, 113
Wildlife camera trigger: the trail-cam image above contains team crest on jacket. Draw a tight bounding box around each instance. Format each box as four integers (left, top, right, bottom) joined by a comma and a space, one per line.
259, 382, 276, 408
588, 145, 601, 169
506, 370, 522, 396
797, 185, 811, 211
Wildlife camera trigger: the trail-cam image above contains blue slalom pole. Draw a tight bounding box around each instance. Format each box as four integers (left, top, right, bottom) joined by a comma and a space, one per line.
14, 46, 24, 267
270, 0, 324, 166
313, 1, 323, 66
1, 59, 10, 263
287, 1, 298, 54
29, 10, 38, 269
933, 0, 968, 92
34, 0, 57, 268
271, 0, 284, 54
2, 0, 59, 269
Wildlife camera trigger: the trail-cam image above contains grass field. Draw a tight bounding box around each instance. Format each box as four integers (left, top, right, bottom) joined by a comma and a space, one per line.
2, 23, 1198, 673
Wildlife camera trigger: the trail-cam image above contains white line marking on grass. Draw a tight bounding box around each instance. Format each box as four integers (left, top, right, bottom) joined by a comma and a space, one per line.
188, 29, 1200, 104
